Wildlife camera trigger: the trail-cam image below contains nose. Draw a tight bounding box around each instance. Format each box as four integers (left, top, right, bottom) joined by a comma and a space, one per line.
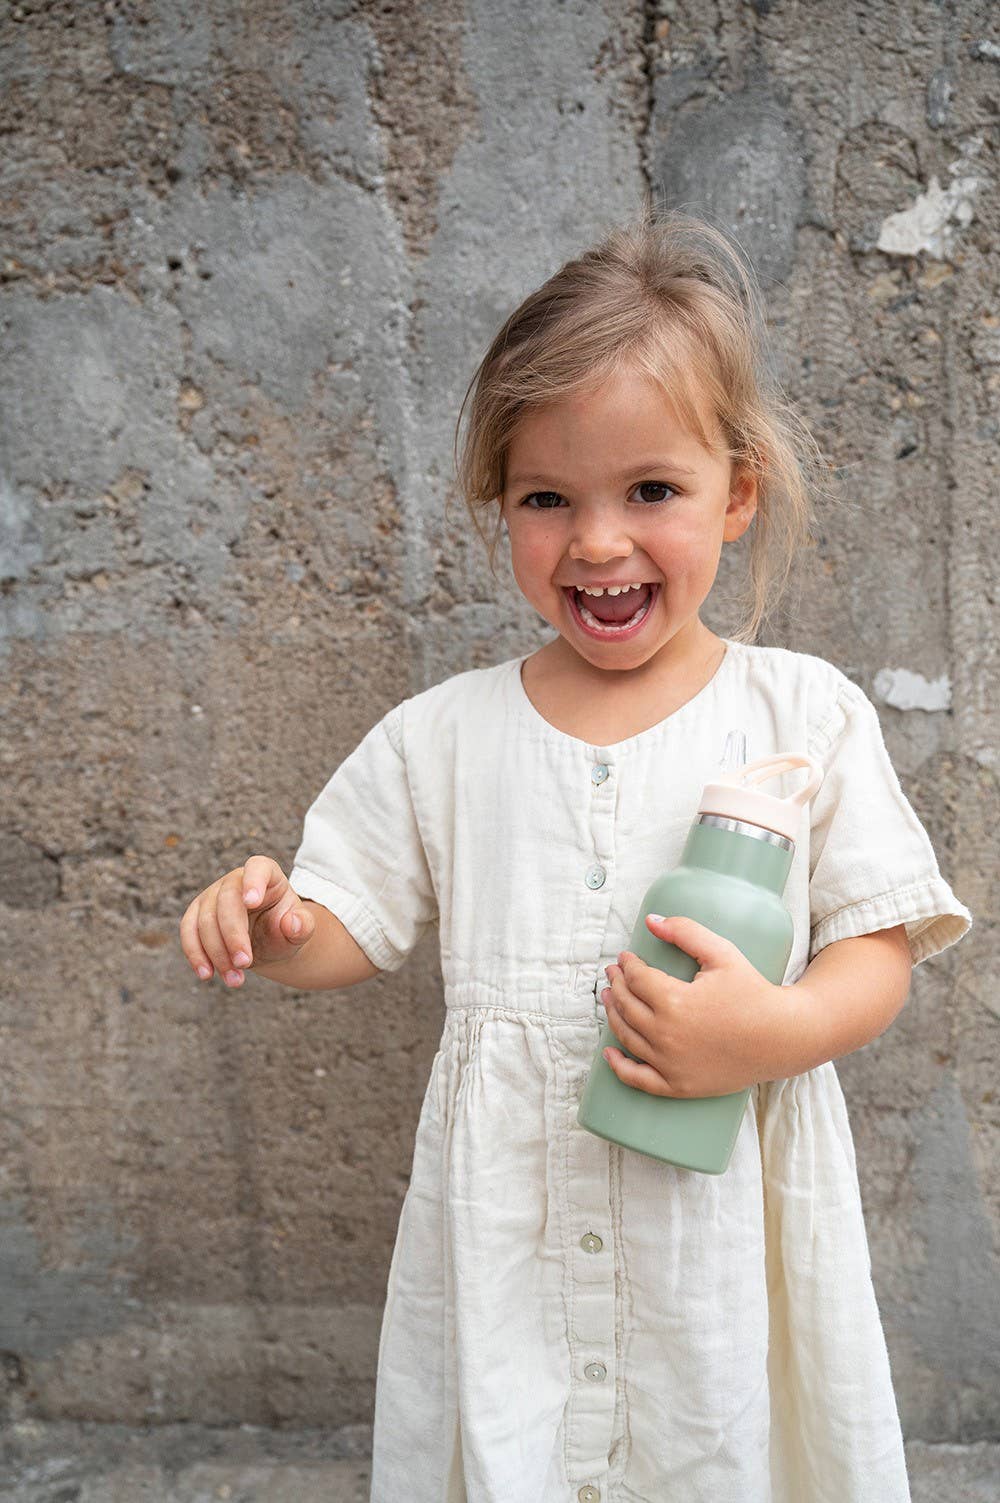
568, 511, 635, 565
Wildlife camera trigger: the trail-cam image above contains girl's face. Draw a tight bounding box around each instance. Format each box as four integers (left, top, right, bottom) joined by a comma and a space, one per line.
499, 364, 758, 675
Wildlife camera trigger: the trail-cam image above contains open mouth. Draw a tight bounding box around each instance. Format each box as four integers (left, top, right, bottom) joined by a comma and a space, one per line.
564, 583, 659, 639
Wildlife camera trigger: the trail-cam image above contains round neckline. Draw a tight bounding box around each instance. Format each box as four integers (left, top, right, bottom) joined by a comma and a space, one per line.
509, 637, 741, 755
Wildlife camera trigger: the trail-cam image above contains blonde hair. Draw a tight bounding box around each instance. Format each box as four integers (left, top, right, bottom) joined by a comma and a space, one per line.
452, 204, 834, 645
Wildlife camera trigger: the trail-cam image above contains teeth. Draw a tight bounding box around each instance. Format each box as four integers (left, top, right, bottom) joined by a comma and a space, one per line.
579, 581, 645, 597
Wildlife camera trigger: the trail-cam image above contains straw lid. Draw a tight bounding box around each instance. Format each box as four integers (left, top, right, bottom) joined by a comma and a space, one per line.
698, 753, 824, 843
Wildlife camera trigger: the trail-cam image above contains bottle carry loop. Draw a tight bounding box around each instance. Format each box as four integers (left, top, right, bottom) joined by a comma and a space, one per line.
735, 754, 824, 808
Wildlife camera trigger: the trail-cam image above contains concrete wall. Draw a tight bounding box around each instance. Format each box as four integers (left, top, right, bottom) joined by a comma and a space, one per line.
1, 0, 997, 1451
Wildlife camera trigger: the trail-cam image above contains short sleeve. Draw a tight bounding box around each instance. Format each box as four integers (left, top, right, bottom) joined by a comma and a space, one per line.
288, 702, 438, 973
807, 679, 972, 966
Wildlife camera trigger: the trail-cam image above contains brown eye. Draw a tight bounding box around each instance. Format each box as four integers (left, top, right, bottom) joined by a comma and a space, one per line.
635, 482, 676, 504
520, 492, 563, 509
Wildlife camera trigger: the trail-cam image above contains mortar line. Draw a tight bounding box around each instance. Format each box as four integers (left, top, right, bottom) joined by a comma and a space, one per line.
638, 0, 658, 201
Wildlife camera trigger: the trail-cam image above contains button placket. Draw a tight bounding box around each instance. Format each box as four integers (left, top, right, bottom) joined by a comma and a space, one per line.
567, 750, 617, 1488
586, 758, 612, 891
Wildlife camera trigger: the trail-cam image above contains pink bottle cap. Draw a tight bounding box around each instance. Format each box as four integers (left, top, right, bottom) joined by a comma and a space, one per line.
698, 753, 824, 843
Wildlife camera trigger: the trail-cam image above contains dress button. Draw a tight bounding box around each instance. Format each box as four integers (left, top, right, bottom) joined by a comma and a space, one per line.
578, 1487, 600, 1503
585, 865, 606, 889
584, 1361, 608, 1382
580, 1232, 603, 1253
591, 763, 609, 784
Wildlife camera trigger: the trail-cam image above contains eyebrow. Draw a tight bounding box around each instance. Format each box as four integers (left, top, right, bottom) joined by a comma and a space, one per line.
506, 459, 699, 487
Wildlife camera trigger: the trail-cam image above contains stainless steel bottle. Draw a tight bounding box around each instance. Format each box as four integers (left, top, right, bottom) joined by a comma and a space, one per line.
577, 750, 824, 1174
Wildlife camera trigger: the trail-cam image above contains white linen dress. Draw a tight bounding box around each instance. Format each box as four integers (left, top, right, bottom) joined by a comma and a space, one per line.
289, 636, 972, 1503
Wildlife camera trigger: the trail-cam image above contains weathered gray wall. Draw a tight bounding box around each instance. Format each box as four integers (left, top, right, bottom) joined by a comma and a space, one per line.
1, 0, 997, 1470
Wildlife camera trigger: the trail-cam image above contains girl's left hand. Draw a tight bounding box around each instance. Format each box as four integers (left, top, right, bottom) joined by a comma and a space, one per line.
600, 915, 796, 1098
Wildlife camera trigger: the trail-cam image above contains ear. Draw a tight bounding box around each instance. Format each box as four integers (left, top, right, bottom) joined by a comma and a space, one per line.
723, 463, 758, 543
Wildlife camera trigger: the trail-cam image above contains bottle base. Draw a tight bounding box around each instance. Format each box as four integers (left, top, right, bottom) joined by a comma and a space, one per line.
576, 1101, 733, 1174
576, 1033, 749, 1176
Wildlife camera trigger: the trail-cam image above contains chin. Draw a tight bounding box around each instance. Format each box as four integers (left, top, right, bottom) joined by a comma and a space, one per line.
579, 641, 662, 669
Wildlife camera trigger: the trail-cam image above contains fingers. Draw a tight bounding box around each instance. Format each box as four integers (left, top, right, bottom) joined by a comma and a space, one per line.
180, 888, 240, 984
616, 954, 654, 1000
179, 897, 216, 981
614, 951, 668, 1006
180, 859, 288, 988
602, 963, 654, 1052
204, 890, 245, 984
601, 988, 647, 1061
602, 1046, 678, 1099
179, 864, 315, 989
241, 855, 284, 911
215, 866, 265, 980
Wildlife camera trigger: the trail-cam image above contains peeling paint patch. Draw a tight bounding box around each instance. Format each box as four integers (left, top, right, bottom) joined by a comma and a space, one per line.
877, 139, 984, 258
873, 667, 952, 712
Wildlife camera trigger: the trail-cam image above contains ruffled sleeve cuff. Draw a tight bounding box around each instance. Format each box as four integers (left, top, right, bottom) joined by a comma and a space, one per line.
288, 863, 407, 973
809, 874, 973, 967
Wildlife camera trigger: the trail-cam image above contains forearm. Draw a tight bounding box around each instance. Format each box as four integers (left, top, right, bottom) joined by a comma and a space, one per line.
766, 923, 913, 1078
253, 900, 379, 990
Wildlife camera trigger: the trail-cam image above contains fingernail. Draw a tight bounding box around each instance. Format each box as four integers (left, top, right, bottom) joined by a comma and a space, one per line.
647, 913, 665, 924
233, 950, 251, 967
290, 915, 301, 935
244, 889, 260, 905
197, 965, 212, 980
225, 970, 243, 985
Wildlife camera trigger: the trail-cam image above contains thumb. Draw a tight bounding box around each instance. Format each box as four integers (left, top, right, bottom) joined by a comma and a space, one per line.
280, 905, 314, 945
644, 913, 738, 969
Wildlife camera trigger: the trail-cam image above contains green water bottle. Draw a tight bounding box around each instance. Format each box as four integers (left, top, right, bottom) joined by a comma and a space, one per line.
577, 746, 824, 1174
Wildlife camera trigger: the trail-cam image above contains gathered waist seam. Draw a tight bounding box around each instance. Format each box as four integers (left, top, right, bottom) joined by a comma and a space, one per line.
443, 1002, 599, 1027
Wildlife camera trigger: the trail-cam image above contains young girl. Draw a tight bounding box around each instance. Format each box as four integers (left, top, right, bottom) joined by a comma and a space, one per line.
180, 210, 972, 1502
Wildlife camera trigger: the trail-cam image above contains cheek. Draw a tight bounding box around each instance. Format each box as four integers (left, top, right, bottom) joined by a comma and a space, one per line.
653, 520, 718, 573
509, 526, 557, 583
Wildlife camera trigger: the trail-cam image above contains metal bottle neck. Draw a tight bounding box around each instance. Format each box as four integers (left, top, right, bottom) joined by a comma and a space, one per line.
684, 814, 795, 896
696, 812, 794, 853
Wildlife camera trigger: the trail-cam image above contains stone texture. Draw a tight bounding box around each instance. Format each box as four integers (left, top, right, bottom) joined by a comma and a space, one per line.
0, 1423, 996, 1500
0, 1421, 374, 1503
0, 0, 997, 1469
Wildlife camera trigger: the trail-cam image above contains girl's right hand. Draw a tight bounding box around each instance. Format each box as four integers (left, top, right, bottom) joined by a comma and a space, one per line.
179, 856, 316, 987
